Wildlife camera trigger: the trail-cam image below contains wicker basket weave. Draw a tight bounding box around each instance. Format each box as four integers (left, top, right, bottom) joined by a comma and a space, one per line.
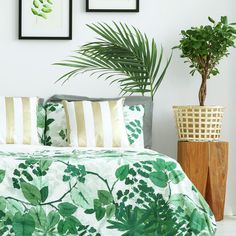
173, 106, 224, 141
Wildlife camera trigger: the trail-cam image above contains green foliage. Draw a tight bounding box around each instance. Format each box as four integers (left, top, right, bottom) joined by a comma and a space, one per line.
21, 182, 41, 206
0, 151, 215, 235
12, 160, 52, 190
12, 212, 35, 236
169, 170, 185, 184
31, 0, 53, 19
58, 202, 77, 217
115, 164, 130, 181
175, 16, 236, 105
0, 169, 5, 183
176, 16, 236, 78
47, 210, 60, 230
98, 190, 113, 205
56, 22, 172, 100
63, 164, 86, 183
149, 171, 168, 188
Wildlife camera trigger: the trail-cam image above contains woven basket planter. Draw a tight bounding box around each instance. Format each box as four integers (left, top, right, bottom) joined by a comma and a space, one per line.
173, 106, 224, 141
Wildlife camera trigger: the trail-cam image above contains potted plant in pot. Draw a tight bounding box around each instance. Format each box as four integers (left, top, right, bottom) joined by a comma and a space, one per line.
174, 16, 236, 141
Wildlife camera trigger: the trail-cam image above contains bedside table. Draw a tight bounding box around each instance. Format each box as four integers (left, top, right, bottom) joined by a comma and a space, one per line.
177, 141, 228, 221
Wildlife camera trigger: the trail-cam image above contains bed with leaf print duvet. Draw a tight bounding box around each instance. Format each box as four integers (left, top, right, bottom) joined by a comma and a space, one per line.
0, 146, 216, 236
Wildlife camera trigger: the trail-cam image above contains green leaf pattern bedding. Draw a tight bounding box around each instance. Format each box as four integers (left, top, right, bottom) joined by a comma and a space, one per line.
0, 147, 216, 235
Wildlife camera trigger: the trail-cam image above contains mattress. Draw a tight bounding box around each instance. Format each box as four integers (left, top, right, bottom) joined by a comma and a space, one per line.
0, 145, 216, 235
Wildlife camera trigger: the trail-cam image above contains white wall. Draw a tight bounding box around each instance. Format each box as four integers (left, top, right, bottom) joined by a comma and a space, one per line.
0, 0, 236, 214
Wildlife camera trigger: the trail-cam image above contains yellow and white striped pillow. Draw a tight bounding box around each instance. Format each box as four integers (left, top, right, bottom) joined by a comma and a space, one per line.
0, 97, 39, 144
63, 99, 129, 148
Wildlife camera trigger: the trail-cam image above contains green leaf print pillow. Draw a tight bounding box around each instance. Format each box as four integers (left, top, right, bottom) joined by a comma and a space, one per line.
43, 103, 145, 148
123, 105, 145, 148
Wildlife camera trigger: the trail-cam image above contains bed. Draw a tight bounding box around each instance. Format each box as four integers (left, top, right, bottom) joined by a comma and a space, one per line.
0, 145, 216, 236
0, 95, 216, 235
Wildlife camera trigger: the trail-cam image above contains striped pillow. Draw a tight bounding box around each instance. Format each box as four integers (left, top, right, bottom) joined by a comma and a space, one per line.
63, 99, 129, 148
0, 97, 39, 144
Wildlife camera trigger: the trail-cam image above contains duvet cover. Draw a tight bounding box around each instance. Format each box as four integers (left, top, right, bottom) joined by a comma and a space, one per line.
0, 146, 216, 236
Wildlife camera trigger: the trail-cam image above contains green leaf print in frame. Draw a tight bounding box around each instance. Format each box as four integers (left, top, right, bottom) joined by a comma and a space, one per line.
31, 0, 54, 19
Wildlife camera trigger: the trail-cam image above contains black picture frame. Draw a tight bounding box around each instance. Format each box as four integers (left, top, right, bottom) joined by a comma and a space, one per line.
86, 0, 139, 12
19, 0, 72, 40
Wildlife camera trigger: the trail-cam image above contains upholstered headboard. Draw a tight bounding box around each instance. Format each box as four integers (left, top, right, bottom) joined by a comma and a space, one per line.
46, 95, 153, 149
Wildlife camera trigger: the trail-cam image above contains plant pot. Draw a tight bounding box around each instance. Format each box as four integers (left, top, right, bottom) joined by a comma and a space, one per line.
173, 105, 224, 142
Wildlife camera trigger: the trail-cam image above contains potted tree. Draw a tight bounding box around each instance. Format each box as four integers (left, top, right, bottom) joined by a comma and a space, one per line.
174, 16, 236, 141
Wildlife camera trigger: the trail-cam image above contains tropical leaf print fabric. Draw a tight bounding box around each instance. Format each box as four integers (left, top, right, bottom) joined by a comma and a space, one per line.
0, 147, 216, 235
44, 103, 145, 148
123, 105, 144, 148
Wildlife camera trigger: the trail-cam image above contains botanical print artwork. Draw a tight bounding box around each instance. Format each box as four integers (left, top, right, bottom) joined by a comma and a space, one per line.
0, 148, 216, 235
19, 0, 72, 39
31, 0, 54, 19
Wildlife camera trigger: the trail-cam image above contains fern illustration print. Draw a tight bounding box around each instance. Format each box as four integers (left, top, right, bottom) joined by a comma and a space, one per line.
31, 0, 53, 19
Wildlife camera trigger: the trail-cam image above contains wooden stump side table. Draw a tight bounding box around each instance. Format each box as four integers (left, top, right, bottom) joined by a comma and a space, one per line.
177, 141, 228, 221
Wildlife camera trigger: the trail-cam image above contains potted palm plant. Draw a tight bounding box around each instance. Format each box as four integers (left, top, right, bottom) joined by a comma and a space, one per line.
174, 16, 236, 141
55, 22, 172, 100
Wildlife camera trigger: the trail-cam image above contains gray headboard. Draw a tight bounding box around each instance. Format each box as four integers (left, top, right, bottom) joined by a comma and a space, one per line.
46, 95, 153, 149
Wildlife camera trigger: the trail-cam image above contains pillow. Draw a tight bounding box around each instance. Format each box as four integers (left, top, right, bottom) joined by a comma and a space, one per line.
37, 103, 46, 144
63, 99, 129, 148
123, 105, 145, 148
47, 95, 153, 148
44, 102, 145, 148
44, 103, 67, 146
0, 97, 39, 144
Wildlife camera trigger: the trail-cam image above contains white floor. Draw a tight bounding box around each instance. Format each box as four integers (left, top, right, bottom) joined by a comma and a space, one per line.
216, 216, 236, 236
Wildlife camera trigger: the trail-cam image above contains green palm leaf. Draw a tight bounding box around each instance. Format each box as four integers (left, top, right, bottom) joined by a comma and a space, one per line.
55, 22, 172, 100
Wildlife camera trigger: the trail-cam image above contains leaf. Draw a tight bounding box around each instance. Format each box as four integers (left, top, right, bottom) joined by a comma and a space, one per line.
55, 22, 172, 99
190, 209, 207, 234
29, 207, 47, 230
165, 162, 177, 171
208, 16, 215, 24
64, 216, 81, 233
21, 182, 41, 205
95, 207, 106, 221
84, 209, 95, 214
12, 212, 35, 236
40, 186, 48, 203
98, 190, 113, 205
57, 220, 67, 235
39, 160, 52, 172
0, 197, 6, 211
42, 7, 52, 13
6, 199, 24, 214
58, 202, 77, 217
0, 169, 5, 183
33, 0, 39, 8
149, 171, 168, 188
106, 204, 116, 219
47, 211, 60, 230
169, 170, 185, 184
37, 105, 45, 128
115, 165, 129, 181
31, 8, 39, 16
152, 159, 165, 171
71, 184, 93, 209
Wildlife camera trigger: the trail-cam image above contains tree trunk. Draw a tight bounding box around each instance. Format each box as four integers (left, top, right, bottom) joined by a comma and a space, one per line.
198, 74, 207, 106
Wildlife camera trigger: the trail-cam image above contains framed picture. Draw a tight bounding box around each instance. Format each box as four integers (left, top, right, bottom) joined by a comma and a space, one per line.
86, 0, 139, 12
19, 0, 72, 40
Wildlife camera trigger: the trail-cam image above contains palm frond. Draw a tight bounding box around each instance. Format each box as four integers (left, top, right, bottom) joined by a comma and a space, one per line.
55, 22, 172, 100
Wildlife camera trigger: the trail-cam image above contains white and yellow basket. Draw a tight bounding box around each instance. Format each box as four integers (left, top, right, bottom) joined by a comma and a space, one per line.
173, 106, 224, 141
